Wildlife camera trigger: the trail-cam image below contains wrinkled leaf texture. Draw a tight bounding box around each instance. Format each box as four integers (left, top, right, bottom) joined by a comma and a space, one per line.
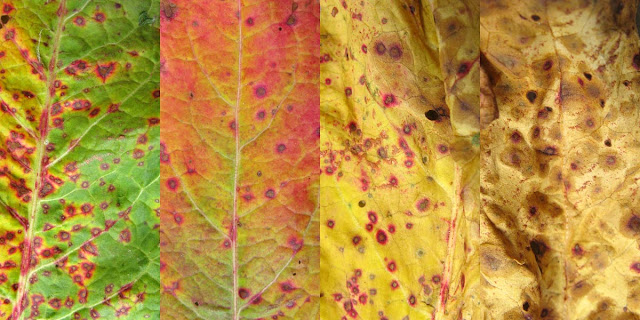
0, 0, 161, 319
320, 0, 480, 319
160, 0, 320, 319
480, 0, 640, 319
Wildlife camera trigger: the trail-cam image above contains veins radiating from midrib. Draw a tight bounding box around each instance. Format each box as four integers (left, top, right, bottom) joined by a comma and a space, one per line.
12, 1, 68, 319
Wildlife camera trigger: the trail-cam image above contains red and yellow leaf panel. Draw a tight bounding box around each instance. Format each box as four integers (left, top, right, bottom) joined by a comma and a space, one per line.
159, 0, 319, 319
0, 0, 161, 319
480, 0, 640, 318
320, 0, 480, 319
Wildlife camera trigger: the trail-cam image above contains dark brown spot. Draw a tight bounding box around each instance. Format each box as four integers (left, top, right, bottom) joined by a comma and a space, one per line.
540, 309, 549, 317
531, 15, 540, 21
526, 91, 537, 103
530, 240, 547, 258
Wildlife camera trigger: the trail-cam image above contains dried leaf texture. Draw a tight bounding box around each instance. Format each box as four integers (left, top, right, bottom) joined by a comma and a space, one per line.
160, 0, 320, 319
0, 0, 161, 319
320, 0, 479, 319
480, 0, 640, 319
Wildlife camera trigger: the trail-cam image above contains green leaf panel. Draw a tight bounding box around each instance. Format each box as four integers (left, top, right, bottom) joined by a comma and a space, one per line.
0, 0, 160, 319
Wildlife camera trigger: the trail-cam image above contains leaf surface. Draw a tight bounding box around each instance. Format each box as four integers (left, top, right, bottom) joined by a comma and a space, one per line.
159, 0, 320, 319
0, 0, 161, 319
480, 0, 640, 318
319, 0, 479, 319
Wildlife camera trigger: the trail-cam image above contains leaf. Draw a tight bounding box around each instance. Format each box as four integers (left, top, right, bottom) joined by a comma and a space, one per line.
159, 1, 320, 319
139, 11, 155, 27
0, 1, 160, 319
319, 0, 479, 319
480, 0, 640, 318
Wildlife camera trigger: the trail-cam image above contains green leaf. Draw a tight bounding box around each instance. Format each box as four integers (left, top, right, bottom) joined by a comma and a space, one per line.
159, 0, 320, 319
0, 1, 160, 319
138, 11, 155, 27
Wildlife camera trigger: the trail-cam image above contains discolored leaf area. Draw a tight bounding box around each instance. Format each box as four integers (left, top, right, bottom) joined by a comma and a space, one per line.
0, 0, 160, 319
159, 0, 319, 319
480, 0, 640, 319
320, 0, 479, 319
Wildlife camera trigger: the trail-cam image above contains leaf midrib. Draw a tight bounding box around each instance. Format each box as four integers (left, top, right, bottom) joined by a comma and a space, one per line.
231, 0, 243, 318
12, 1, 67, 319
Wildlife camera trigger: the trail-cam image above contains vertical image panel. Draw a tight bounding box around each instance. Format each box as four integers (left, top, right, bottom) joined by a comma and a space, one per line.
159, 0, 320, 319
319, 0, 480, 319
0, 0, 161, 319
480, 0, 640, 319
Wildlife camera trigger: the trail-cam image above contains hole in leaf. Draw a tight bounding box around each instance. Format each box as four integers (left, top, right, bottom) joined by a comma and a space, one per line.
425, 110, 439, 121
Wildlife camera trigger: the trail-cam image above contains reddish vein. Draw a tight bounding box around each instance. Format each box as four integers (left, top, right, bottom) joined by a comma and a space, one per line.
436, 165, 462, 319
11, 1, 66, 318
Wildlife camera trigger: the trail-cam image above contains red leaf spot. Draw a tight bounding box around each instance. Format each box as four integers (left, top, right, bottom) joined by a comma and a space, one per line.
382, 94, 397, 107
326, 220, 335, 228
288, 236, 303, 251
388, 224, 396, 233
166, 178, 179, 191
279, 281, 296, 293
375, 229, 388, 245
345, 87, 352, 97
242, 193, 254, 201
416, 198, 430, 211
408, 294, 416, 306
95, 62, 116, 83
254, 85, 267, 98
368, 211, 378, 224
74, 16, 85, 26
119, 229, 131, 243
249, 294, 262, 305
265, 189, 276, 199
94, 12, 106, 23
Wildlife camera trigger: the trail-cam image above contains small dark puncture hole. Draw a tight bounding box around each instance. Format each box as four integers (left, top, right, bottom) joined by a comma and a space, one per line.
0, 15, 9, 28
425, 110, 439, 121
523, 301, 530, 311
